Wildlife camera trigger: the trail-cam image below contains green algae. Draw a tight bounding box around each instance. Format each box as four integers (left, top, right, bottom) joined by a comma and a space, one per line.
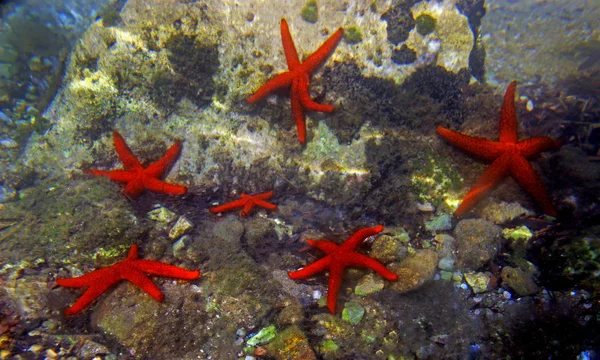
344, 26, 363, 44
301, 0, 319, 23
411, 155, 463, 208
319, 339, 339, 352
502, 225, 533, 242
247, 324, 277, 346
342, 301, 365, 324
415, 14, 436, 36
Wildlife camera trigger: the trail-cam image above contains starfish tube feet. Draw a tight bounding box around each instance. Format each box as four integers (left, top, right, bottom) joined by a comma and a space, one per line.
288, 225, 398, 314
436, 81, 561, 216
247, 18, 343, 143
56, 244, 200, 315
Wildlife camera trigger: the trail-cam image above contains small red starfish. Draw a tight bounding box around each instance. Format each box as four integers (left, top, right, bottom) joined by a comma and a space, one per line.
56, 244, 200, 316
247, 18, 343, 143
436, 81, 561, 216
288, 225, 398, 314
209, 191, 277, 217
87, 131, 187, 198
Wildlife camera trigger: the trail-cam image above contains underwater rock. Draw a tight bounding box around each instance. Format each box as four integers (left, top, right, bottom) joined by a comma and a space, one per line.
264, 325, 317, 360
147, 206, 177, 224
168, 215, 194, 240
454, 219, 501, 270
424, 213, 453, 232
464, 271, 492, 294
247, 324, 277, 346
276, 299, 304, 327
481, 201, 533, 224
355, 273, 385, 296
389, 249, 438, 293
406, 0, 474, 72
369, 231, 409, 264
341, 301, 365, 324
501, 266, 540, 297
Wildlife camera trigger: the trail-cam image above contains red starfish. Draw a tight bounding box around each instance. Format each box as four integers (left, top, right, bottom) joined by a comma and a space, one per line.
87, 131, 187, 198
288, 225, 398, 314
436, 81, 561, 216
209, 191, 277, 217
56, 244, 200, 316
247, 18, 343, 143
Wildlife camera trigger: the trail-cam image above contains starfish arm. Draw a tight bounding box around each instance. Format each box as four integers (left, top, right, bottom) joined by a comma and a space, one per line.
124, 179, 145, 198
63, 280, 119, 316
307, 239, 339, 254
509, 155, 557, 216
145, 142, 183, 178
301, 27, 343, 74
122, 269, 165, 302
296, 74, 335, 113
134, 260, 200, 280
56, 267, 119, 288
253, 199, 277, 211
326, 262, 345, 314
291, 79, 307, 143
209, 198, 248, 213
127, 244, 140, 259
247, 72, 295, 104
436, 126, 506, 161
340, 225, 384, 252
240, 200, 255, 216
498, 81, 519, 144
454, 153, 512, 216
112, 132, 142, 170
254, 191, 274, 200
280, 18, 301, 70
345, 253, 399, 281
288, 256, 331, 279
517, 137, 562, 159
143, 177, 187, 196
86, 169, 136, 183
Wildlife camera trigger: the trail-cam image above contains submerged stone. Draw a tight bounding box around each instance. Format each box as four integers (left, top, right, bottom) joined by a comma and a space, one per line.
147, 207, 177, 223
464, 272, 491, 294
501, 266, 540, 297
454, 219, 501, 270
168, 216, 194, 240
265, 325, 316, 360
424, 213, 453, 232
389, 249, 438, 294
247, 325, 277, 346
341, 301, 365, 324
355, 273, 385, 296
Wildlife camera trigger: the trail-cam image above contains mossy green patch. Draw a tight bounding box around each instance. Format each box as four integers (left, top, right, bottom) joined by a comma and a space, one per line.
410, 156, 463, 207
415, 14, 436, 36
342, 301, 365, 324
247, 324, 277, 346
301, 0, 319, 24
344, 26, 363, 44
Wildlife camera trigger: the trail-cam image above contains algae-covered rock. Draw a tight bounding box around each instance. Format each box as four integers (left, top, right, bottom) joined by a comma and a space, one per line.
424, 213, 453, 232
355, 273, 385, 296
248, 324, 277, 346
265, 325, 317, 360
454, 219, 501, 270
481, 201, 533, 224
501, 266, 540, 297
389, 249, 438, 293
406, 0, 474, 73
370, 231, 409, 264
464, 272, 492, 294
342, 301, 365, 324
